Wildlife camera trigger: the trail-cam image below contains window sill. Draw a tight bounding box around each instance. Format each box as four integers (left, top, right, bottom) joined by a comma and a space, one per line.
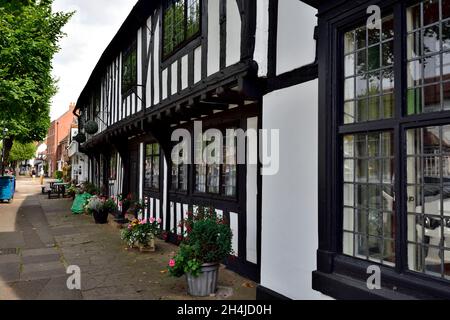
313, 253, 450, 300
312, 271, 416, 300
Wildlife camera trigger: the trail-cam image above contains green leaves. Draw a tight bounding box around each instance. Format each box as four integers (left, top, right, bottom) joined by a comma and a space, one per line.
8, 141, 37, 162
0, 0, 73, 153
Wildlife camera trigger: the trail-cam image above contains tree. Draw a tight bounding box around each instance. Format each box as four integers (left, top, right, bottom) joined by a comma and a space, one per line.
9, 141, 37, 163
0, 0, 73, 170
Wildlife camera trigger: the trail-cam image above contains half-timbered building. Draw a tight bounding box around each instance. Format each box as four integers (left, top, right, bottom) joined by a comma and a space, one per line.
74, 0, 321, 299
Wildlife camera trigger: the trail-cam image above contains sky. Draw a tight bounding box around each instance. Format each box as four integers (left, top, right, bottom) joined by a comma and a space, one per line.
50, 0, 138, 121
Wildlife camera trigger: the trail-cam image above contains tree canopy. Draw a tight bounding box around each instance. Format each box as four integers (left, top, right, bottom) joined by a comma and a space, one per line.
9, 141, 37, 163
0, 0, 73, 165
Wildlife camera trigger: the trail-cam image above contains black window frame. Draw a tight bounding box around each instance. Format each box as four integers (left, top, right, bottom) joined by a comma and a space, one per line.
121, 40, 137, 97
314, 0, 450, 300
162, 0, 202, 60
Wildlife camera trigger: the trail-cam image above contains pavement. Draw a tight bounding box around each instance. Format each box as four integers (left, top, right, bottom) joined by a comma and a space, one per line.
0, 177, 256, 300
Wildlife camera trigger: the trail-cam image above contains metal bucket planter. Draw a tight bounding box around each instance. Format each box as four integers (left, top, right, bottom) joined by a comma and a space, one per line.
186, 263, 219, 297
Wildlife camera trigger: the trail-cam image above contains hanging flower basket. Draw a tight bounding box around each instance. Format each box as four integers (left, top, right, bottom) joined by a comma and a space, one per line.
85, 120, 99, 134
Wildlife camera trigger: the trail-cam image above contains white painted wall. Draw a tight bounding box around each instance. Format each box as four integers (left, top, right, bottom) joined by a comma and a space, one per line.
207, 0, 220, 76
246, 117, 258, 264
139, 143, 144, 200
162, 68, 168, 100
226, 0, 241, 67
194, 46, 202, 83
276, 0, 317, 75
137, 28, 143, 112
261, 80, 323, 300
255, 0, 269, 77
154, 17, 160, 104
171, 62, 178, 96
181, 55, 189, 90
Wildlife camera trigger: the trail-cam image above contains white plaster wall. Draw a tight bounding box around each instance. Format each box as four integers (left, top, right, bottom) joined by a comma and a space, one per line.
261, 80, 323, 300
146, 52, 152, 107
137, 29, 143, 112
171, 62, 178, 96
181, 55, 189, 90
194, 46, 202, 83
255, 0, 269, 77
139, 143, 144, 200
246, 117, 258, 264
276, 0, 317, 75
226, 0, 241, 67
207, 0, 220, 76
154, 17, 160, 104
162, 68, 168, 100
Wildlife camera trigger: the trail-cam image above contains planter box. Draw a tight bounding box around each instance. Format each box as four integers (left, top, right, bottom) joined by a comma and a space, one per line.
136, 238, 156, 253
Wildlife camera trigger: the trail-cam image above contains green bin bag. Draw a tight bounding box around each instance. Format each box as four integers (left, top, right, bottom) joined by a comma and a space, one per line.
71, 193, 92, 215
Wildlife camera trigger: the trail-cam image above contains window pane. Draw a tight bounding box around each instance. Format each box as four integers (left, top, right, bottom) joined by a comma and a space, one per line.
164, 6, 174, 56
187, 0, 200, 38
406, 1, 450, 115
122, 42, 137, 94
407, 3, 421, 32
423, 0, 440, 27
145, 156, 152, 189
152, 156, 160, 189
342, 132, 395, 265
407, 125, 450, 279
195, 164, 206, 193
343, 17, 394, 124
173, 0, 185, 47
171, 164, 179, 190
344, 31, 355, 53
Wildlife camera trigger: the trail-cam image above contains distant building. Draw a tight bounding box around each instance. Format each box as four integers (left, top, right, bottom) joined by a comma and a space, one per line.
46, 103, 76, 177
67, 118, 88, 184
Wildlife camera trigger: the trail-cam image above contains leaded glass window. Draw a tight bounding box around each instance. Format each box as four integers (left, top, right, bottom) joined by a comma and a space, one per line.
163, 0, 201, 58
122, 41, 137, 95
172, 149, 188, 192
145, 143, 160, 190
194, 129, 237, 197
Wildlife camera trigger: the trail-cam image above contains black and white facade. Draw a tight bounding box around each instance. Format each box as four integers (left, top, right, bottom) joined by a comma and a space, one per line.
75, 0, 322, 299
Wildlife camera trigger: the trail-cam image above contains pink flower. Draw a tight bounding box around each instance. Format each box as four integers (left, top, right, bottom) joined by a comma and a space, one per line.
140, 218, 147, 225
128, 224, 132, 230
150, 217, 155, 223
169, 259, 176, 268
157, 218, 162, 224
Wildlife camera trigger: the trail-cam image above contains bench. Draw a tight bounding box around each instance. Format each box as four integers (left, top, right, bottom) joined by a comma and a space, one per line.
46, 184, 67, 199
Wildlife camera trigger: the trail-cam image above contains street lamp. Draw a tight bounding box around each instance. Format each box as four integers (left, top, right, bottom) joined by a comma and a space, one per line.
1, 128, 9, 176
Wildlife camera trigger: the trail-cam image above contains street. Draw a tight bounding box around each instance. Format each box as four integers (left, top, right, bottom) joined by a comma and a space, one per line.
0, 177, 256, 300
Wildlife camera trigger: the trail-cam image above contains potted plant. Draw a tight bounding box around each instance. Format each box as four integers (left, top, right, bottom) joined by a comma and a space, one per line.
118, 193, 134, 217
121, 217, 161, 252
67, 184, 80, 200
85, 196, 108, 224
168, 207, 233, 297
